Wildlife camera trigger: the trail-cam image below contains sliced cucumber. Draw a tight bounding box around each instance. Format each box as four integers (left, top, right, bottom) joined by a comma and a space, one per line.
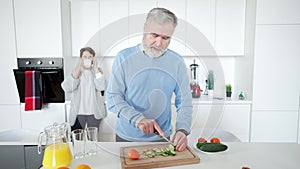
143, 144, 177, 158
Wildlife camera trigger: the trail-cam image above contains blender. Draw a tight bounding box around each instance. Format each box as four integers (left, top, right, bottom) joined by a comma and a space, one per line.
190, 59, 201, 98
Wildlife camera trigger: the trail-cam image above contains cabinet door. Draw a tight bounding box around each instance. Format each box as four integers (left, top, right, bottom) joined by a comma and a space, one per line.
128, 0, 158, 48
298, 94, 300, 144
251, 110, 298, 142
14, 0, 63, 57
24, 145, 44, 169
191, 103, 250, 142
0, 105, 21, 132
70, 0, 100, 56
0, 0, 19, 104
100, 0, 129, 56
186, 0, 216, 56
253, 25, 300, 110
215, 0, 246, 56
158, 0, 186, 56
256, 0, 300, 24
220, 104, 250, 142
21, 103, 65, 131
0, 146, 25, 169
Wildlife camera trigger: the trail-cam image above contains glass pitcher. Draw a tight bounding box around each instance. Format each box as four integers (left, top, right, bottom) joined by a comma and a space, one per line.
38, 122, 73, 169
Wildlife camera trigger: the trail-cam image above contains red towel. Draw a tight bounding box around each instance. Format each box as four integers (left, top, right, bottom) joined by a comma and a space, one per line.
25, 70, 42, 111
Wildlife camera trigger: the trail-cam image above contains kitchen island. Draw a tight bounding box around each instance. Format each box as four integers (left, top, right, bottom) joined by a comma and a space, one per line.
0, 139, 300, 169
67, 142, 300, 169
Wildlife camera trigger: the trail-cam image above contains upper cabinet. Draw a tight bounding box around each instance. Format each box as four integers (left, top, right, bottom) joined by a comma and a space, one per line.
70, 0, 100, 57
215, 0, 246, 56
186, 0, 216, 56
69, 0, 246, 56
256, 0, 300, 24
14, 0, 63, 58
0, 0, 19, 104
253, 25, 300, 111
99, 0, 129, 56
157, 0, 187, 56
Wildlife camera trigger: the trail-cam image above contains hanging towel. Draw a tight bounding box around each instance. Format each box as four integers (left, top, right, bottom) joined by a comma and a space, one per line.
25, 70, 42, 111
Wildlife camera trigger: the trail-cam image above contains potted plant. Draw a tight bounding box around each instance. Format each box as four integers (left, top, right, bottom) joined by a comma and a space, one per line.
226, 84, 232, 97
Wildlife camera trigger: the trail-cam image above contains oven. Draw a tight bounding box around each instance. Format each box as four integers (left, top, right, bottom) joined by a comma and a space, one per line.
13, 58, 65, 103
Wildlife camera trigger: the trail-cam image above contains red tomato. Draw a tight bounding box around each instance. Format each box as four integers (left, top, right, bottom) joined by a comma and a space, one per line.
197, 137, 207, 143
210, 137, 221, 143
128, 149, 140, 160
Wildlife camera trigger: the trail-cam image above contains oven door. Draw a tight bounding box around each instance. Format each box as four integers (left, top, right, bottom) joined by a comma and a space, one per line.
13, 69, 65, 103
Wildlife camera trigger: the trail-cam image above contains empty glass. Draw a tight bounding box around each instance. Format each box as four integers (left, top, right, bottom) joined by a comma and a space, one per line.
85, 127, 98, 156
71, 129, 85, 159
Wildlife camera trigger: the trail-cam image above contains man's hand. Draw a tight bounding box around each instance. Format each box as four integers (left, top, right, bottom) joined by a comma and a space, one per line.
172, 131, 188, 151
137, 118, 164, 136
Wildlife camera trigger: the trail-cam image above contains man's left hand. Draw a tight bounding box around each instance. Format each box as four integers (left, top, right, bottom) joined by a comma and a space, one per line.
172, 131, 188, 151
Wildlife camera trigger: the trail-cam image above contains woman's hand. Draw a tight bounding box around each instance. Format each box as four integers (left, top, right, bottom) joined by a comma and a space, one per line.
72, 58, 83, 79
92, 57, 101, 74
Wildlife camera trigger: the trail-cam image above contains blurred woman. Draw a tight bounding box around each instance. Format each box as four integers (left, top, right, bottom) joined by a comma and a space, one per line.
62, 47, 106, 130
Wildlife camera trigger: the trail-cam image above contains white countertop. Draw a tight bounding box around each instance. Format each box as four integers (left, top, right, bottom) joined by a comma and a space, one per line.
65, 95, 252, 106
0, 128, 40, 145
0, 128, 241, 145
191, 95, 252, 104
1, 129, 299, 169
65, 142, 299, 169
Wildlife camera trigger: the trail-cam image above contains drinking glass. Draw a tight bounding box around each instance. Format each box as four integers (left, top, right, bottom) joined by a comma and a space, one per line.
85, 127, 98, 156
71, 129, 85, 159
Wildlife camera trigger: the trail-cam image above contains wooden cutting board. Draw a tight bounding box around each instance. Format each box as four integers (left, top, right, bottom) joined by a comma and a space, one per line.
120, 143, 200, 169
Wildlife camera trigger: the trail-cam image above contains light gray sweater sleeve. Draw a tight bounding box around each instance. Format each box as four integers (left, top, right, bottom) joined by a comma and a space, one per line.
61, 75, 80, 93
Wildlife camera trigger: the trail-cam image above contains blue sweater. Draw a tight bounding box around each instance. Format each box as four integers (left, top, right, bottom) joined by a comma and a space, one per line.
106, 45, 192, 141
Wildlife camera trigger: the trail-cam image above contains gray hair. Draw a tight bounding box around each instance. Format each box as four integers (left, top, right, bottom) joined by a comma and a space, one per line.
145, 7, 178, 27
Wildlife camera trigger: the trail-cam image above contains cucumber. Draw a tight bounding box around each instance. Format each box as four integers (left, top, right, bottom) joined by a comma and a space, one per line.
196, 142, 210, 149
199, 143, 228, 152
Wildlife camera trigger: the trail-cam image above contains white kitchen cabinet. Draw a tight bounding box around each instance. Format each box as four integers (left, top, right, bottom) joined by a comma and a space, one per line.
256, 0, 300, 25
14, 0, 63, 58
69, 0, 246, 56
252, 25, 300, 142
70, 0, 100, 56
192, 103, 251, 142
99, 0, 129, 56
172, 101, 251, 142
251, 110, 298, 142
157, 0, 186, 56
215, 0, 246, 56
20, 103, 65, 132
0, 0, 19, 104
128, 0, 157, 48
0, 105, 21, 132
253, 25, 300, 111
298, 93, 300, 144
186, 0, 216, 56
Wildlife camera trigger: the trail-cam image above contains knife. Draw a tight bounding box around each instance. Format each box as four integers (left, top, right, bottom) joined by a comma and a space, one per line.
154, 129, 174, 145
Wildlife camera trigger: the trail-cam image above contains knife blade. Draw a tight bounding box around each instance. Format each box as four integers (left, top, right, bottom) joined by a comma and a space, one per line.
154, 129, 174, 145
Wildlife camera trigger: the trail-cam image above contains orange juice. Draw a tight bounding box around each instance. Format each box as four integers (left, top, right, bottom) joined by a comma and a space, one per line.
42, 142, 73, 169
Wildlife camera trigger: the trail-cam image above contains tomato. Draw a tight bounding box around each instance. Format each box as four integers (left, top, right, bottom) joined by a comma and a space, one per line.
197, 137, 207, 143
57, 167, 69, 169
210, 137, 221, 143
128, 149, 140, 160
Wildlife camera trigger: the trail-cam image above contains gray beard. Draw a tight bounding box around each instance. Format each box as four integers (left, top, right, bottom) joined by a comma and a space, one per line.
142, 42, 167, 58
